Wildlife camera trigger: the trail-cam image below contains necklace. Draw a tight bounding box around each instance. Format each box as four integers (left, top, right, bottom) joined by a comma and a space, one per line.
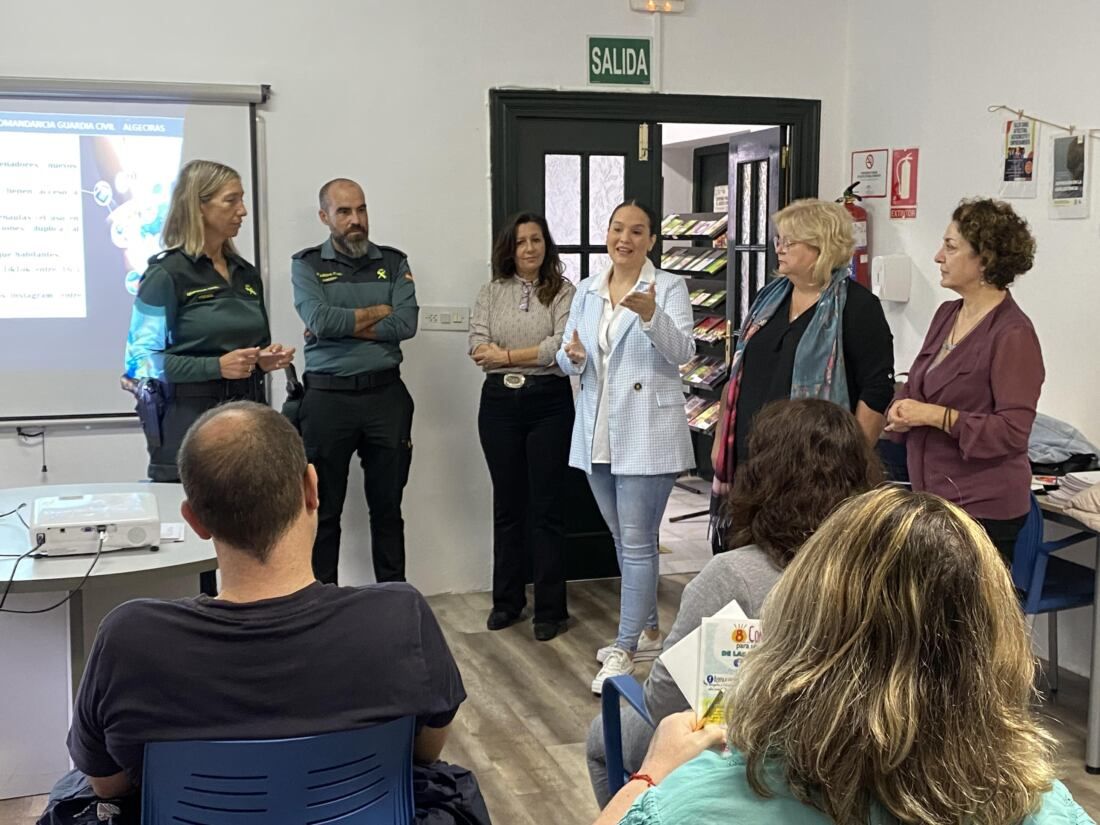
941, 303, 996, 352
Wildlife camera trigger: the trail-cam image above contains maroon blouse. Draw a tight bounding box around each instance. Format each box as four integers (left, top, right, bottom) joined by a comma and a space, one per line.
892, 292, 1044, 520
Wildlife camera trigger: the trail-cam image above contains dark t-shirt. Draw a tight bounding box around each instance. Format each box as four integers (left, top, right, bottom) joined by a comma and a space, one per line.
67, 581, 465, 785
734, 281, 894, 462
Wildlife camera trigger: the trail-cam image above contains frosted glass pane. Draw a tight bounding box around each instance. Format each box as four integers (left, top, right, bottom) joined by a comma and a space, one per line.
740, 163, 752, 244
756, 160, 768, 245
757, 251, 767, 290
560, 253, 581, 285
589, 253, 613, 279
545, 154, 581, 245
588, 155, 625, 244
740, 251, 751, 320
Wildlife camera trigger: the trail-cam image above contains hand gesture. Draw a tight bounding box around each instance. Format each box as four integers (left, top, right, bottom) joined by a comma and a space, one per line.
564, 330, 586, 365
258, 344, 297, 372
219, 347, 261, 379
884, 398, 933, 433
471, 343, 510, 370
637, 710, 726, 785
619, 282, 657, 322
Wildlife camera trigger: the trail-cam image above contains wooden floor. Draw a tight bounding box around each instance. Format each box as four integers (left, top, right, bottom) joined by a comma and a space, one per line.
5, 573, 1100, 823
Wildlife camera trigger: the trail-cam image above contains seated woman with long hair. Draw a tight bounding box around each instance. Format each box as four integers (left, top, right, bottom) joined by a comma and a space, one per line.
585, 398, 881, 805
593, 486, 1089, 825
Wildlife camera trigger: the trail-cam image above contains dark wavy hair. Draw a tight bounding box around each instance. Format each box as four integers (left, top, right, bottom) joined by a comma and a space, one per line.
725, 399, 883, 568
952, 198, 1036, 289
490, 212, 566, 306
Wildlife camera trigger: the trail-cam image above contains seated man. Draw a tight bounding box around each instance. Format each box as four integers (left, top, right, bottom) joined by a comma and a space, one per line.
61, 401, 486, 823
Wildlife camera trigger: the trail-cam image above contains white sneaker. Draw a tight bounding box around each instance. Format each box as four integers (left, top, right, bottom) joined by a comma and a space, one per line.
591, 648, 635, 695
596, 632, 663, 664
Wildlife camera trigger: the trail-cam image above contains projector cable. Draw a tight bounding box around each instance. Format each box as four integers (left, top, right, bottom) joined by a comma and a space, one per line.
0, 529, 105, 614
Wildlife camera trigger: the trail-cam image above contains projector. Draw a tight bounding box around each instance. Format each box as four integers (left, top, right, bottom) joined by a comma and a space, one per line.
30, 493, 160, 556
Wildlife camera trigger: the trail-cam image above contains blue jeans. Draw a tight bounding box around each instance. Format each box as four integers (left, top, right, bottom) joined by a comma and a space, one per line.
586, 465, 677, 653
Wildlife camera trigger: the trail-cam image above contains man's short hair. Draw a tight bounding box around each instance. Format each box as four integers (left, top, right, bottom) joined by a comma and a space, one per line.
178, 401, 308, 562
318, 177, 359, 211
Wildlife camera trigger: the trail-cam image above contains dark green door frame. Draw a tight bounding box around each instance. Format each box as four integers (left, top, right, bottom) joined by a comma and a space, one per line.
490, 89, 822, 237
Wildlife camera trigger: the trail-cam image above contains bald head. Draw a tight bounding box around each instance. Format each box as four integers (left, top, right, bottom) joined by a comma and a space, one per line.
318, 178, 363, 211
178, 402, 308, 562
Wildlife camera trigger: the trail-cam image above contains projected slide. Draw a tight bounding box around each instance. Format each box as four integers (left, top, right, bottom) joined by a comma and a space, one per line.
0, 112, 183, 320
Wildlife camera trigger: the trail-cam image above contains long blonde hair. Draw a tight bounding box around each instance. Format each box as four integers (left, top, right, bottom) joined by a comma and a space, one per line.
728, 486, 1055, 825
773, 199, 854, 285
162, 159, 241, 257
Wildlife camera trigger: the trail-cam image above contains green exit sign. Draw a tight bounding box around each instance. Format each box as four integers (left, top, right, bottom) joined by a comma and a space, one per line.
588, 36, 652, 87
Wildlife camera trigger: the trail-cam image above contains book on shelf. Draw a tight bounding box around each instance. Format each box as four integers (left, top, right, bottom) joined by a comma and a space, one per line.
688, 399, 721, 432
683, 356, 728, 387
661, 213, 729, 239
700, 290, 727, 308
678, 354, 707, 377
688, 289, 709, 307
660, 247, 727, 273
683, 394, 711, 419
692, 316, 726, 342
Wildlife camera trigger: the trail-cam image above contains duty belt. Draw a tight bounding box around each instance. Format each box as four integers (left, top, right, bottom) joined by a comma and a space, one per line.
304, 368, 401, 391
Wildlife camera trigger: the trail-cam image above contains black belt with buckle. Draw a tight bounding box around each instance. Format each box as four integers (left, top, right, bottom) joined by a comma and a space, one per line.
304, 368, 401, 392
174, 373, 265, 400
486, 373, 568, 390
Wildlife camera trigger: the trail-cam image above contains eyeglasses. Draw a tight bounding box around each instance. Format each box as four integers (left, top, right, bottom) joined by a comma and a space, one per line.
772, 236, 804, 252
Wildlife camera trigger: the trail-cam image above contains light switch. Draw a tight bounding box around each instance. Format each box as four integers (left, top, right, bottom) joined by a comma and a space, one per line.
421, 306, 470, 331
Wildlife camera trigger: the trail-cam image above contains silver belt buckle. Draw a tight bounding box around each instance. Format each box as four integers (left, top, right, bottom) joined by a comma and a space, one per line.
503, 373, 526, 389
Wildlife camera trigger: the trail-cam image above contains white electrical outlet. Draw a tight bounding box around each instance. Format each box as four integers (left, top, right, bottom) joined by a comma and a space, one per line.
421, 305, 469, 332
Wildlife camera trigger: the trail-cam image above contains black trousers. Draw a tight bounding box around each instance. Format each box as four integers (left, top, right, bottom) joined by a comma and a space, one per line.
978, 513, 1029, 565
299, 379, 414, 584
477, 375, 573, 623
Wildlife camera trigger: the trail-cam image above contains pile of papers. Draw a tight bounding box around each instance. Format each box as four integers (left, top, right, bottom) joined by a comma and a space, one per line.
1046, 471, 1100, 505
659, 598, 762, 725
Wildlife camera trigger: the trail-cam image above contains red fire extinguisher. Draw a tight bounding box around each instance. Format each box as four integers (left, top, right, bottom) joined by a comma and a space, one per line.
837, 182, 871, 289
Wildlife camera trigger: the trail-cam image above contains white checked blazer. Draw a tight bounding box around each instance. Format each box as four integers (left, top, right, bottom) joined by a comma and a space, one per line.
556, 263, 696, 476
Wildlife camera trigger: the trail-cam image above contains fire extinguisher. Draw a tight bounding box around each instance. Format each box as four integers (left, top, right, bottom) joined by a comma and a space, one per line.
837, 182, 871, 289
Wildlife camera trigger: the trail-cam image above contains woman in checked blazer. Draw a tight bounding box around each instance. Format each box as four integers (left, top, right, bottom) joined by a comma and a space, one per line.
557, 199, 696, 695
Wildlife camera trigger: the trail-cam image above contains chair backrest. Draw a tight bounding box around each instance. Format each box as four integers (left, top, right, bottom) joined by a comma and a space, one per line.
1010, 493, 1044, 593
142, 716, 416, 825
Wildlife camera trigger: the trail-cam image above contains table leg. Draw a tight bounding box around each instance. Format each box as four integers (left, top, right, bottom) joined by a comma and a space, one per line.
1087, 535, 1100, 773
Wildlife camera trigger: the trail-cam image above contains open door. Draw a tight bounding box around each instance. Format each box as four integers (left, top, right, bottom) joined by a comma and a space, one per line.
728, 127, 786, 327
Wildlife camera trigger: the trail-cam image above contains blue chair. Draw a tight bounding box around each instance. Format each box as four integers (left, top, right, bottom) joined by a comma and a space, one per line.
1012, 494, 1096, 693
601, 674, 655, 797
142, 716, 416, 825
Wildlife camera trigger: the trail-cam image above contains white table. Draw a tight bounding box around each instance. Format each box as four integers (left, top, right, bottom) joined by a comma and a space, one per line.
0, 482, 217, 799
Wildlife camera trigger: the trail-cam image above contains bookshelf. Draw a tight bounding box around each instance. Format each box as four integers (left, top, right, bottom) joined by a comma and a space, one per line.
660, 211, 733, 477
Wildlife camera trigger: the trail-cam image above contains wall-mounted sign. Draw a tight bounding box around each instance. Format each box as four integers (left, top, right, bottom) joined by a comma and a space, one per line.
890, 148, 919, 220
713, 185, 729, 212
588, 36, 652, 87
850, 148, 888, 198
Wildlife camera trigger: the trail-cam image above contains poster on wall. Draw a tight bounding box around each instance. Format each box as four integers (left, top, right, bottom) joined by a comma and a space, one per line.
890, 148, 919, 219
850, 149, 888, 198
1049, 133, 1090, 220
713, 185, 729, 211
998, 119, 1039, 198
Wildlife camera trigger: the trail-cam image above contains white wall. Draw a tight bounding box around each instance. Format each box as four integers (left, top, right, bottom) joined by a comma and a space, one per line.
662, 145, 695, 214
0, 0, 851, 596
846, 0, 1100, 674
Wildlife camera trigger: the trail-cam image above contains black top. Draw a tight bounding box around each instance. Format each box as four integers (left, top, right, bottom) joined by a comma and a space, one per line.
734, 281, 894, 463
68, 581, 465, 785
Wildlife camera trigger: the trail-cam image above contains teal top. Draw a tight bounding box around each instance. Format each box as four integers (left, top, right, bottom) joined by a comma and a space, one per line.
291, 239, 418, 376
123, 248, 270, 384
620, 750, 1094, 825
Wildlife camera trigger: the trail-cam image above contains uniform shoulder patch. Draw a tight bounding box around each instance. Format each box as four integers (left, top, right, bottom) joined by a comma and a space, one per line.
291, 244, 323, 261
375, 244, 408, 259
148, 248, 179, 265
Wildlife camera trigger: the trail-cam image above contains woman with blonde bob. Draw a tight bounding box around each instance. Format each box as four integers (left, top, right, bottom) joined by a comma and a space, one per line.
593, 486, 1088, 825
123, 160, 294, 483
709, 199, 894, 549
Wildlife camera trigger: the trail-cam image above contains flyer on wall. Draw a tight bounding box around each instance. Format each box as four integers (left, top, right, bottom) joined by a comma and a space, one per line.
998, 119, 1038, 198
1049, 133, 1090, 219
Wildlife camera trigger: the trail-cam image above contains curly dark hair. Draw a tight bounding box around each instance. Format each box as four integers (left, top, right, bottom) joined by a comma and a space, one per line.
952, 198, 1036, 289
491, 212, 567, 306
725, 399, 883, 569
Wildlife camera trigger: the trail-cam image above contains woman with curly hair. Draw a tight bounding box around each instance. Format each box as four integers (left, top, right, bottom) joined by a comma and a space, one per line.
585, 398, 880, 805
593, 486, 1088, 825
887, 198, 1044, 560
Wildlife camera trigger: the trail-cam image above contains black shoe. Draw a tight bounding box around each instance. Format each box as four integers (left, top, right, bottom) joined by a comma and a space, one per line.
533, 619, 569, 641
486, 610, 522, 631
